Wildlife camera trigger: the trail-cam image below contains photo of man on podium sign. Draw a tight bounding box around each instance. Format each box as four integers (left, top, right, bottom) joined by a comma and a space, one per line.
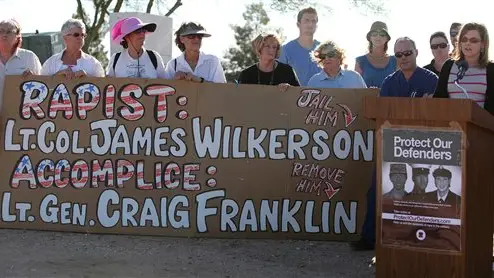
382, 163, 409, 200
380, 127, 463, 252
423, 166, 461, 206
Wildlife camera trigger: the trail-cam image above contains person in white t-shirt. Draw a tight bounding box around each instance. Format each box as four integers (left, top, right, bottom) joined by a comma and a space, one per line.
41, 19, 104, 78
0, 18, 41, 110
107, 17, 166, 79
164, 22, 226, 83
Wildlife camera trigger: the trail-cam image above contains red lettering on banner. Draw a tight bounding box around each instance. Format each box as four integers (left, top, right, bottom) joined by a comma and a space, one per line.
118, 84, 145, 121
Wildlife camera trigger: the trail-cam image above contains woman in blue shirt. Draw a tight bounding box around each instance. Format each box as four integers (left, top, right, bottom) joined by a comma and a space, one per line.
307, 40, 366, 89
355, 21, 397, 88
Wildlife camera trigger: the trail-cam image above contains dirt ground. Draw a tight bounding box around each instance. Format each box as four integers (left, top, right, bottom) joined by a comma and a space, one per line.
0, 229, 375, 278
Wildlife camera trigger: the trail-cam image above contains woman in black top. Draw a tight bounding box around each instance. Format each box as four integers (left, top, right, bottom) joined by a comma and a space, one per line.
423, 31, 450, 75
237, 34, 300, 91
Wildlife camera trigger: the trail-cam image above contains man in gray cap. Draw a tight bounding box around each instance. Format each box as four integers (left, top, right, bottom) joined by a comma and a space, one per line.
424, 166, 460, 206
383, 163, 409, 200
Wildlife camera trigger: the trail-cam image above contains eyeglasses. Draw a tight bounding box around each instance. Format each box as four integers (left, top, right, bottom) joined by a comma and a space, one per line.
395, 50, 414, 58
430, 43, 448, 50
370, 31, 387, 37
185, 34, 203, 39
319, 52, 339, 60
66, 32, 87, 38
460, 37, 481, 44
0, 29, 16, 35
450, 31, 458, 37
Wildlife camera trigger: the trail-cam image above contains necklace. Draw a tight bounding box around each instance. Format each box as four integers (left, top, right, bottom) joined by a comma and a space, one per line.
257, 61, 276, 85
369, 53, 387, 60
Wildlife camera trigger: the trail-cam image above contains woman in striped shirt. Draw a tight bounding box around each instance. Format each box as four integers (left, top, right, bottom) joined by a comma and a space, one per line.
434, 22, 494, 114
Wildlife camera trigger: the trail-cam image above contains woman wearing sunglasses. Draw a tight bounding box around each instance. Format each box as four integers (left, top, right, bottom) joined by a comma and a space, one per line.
41, 19, 104, 79
424, 32, 450, 75
434, 22, 494, 114
0, 18, 41, 110
237, 33, 299, 91
107, 17, 166, 78
354, 21, 397, 88
307, 40, 366, 89
164, 22, 226, 83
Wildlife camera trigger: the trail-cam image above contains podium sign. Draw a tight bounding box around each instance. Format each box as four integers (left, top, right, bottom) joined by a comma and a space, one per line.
380, 126, 463, 252
364, 97, 494, 278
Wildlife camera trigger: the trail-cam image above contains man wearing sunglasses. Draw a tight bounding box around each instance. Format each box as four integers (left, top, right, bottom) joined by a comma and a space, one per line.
361, 37, 438, 264
380, 37, 438, 97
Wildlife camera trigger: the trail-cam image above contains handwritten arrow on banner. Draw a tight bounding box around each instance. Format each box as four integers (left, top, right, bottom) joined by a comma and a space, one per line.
337, 103, 358, 127
324, 183, 341, 200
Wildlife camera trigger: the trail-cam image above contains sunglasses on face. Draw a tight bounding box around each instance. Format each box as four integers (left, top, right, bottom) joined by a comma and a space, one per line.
431, 43, 448, 50
460, 37, 481, 44
185, 34, 203, 39
319, 52, 339, 60
450, 31, 458, 37
395, 50, 413, 58
67, 32, 86, 38
371, 31, 387, 37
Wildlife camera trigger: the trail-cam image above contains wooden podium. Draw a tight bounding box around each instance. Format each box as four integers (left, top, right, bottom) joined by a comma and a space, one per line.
364, 96, 494, 278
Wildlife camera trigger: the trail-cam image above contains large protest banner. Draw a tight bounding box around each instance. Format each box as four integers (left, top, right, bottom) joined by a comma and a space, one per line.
0, 76, 376, 241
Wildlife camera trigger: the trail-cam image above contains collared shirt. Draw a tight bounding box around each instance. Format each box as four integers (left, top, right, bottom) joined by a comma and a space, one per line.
279, 39, 321, 86
41, 50, 105, 77
437, 191, 449, 203
307, 68, 367, 89
0, 48, 42, 111
106, 47, 167, 79
380, 67, 438, 97
164, 51, 226, 83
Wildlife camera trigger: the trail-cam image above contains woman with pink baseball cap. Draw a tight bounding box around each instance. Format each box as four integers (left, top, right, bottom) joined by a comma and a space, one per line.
107, 16, 166, 79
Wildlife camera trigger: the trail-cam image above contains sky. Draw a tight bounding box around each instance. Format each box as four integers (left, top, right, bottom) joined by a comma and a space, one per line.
1, 0, 493, 69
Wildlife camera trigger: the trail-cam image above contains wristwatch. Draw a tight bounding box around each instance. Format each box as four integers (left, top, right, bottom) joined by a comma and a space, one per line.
200, 77, 205, 83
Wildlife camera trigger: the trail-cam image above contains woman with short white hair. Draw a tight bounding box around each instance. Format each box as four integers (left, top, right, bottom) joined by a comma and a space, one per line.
41, 18, 105, 78
0, 18, 41, 110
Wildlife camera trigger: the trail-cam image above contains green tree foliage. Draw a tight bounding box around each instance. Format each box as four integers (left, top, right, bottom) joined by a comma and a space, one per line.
222, 3, 284, 82
73, 0, 182, 68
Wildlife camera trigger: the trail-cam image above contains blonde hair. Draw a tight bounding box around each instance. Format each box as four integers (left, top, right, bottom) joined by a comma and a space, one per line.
251, 33, 281, 58
453, 22, 490, 67
311, 40, 345, 66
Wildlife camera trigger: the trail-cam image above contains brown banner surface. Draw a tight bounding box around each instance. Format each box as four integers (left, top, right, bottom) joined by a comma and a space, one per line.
0, 76, 376, 241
